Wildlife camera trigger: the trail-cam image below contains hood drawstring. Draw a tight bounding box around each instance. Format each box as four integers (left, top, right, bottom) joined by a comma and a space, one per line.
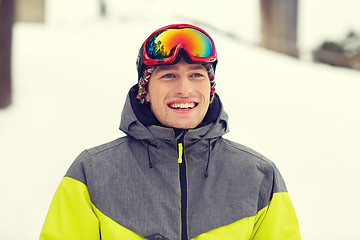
144, 142, 153, 169
204, 140, 212, 178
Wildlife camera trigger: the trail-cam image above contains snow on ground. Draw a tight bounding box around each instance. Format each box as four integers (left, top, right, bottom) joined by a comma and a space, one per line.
0, 1, 360, 239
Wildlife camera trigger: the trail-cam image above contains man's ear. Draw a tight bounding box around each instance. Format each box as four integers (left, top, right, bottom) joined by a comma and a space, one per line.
145, 92, 150, 103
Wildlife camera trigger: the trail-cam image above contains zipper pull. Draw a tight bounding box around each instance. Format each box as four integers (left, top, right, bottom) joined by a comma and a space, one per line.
177, 143, 183, 163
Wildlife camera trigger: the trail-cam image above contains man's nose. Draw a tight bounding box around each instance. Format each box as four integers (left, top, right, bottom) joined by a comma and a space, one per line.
174, 76, 192, 95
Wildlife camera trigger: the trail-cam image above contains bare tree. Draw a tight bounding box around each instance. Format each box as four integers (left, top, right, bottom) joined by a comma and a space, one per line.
99, 0, 106, 17
0, 0, 14, 108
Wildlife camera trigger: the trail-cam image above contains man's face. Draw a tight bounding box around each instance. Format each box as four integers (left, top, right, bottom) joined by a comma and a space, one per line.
145, 58, 211, 129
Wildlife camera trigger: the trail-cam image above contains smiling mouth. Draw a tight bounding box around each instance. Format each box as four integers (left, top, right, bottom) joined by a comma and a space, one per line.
168, 102, 198, 110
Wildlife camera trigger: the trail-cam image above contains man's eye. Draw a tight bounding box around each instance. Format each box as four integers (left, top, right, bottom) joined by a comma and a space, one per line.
192, 73, 204, 77
162, 73, 174, 78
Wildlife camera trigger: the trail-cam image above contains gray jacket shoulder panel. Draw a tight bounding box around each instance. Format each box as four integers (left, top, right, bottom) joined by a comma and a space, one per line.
222, 138, 288, 193
222, 138, 272, 164
65, 150, 91, 185
65, 137, 130, 185
86, 137, 129, 155
224, 139, 287, 193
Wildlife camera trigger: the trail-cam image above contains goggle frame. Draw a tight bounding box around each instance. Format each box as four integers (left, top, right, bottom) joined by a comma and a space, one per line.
140, 24, 218, 66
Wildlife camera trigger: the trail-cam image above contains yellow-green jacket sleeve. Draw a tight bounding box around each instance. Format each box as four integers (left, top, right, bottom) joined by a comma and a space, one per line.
251, 192, 301, 240
39, 177, 100, 240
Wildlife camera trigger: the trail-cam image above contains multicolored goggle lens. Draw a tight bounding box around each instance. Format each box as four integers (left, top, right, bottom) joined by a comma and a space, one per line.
141, 24, 217, 66
146, 28, 213, 59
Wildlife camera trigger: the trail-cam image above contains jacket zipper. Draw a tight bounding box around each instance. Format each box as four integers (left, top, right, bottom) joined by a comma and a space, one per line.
177, 132, 188, 240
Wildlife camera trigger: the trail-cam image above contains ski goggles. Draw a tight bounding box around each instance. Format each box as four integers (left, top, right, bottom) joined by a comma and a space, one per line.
140, 24, 217, 66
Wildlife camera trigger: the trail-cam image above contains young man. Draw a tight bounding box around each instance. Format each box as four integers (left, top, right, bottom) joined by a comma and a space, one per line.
40, 24, 301, 240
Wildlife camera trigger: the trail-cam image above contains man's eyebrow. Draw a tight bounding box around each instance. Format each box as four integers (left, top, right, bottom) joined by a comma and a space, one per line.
155, 65, 177, 72
188, 64, 206, 70
155, 64, 206, 73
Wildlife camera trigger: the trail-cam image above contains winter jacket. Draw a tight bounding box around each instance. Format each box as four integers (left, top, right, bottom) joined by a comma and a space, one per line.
40, 85, 301, 240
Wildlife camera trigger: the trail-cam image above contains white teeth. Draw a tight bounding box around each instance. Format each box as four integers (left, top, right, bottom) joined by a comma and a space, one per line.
170, 102, 195, 109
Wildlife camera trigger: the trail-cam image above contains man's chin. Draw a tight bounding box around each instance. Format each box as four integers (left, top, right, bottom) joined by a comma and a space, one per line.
164, 119, 199, 129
